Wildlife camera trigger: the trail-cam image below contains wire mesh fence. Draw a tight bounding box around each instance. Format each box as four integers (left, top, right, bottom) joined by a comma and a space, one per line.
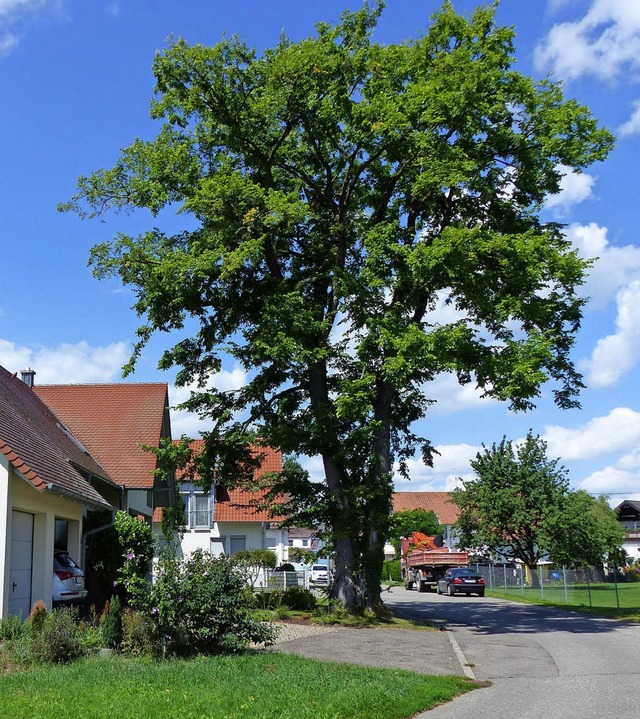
470, 562, 640, 610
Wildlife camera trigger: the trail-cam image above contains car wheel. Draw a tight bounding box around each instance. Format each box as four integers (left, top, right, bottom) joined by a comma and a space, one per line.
447, 584, 454, 597
478, 590, 485, 597
436, 583, 441, 595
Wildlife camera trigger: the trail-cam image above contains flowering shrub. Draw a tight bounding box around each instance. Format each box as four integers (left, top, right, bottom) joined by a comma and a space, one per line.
147, 549, 276, 655
113, 511, 154, 608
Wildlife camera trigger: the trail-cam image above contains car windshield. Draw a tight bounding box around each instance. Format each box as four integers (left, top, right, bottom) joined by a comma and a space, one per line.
312, 565, 327, 572
452, 568, 476, 577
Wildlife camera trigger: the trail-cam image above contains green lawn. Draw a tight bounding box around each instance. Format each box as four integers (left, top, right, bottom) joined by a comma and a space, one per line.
0, 653, 479, 719
487, 582, 640, 621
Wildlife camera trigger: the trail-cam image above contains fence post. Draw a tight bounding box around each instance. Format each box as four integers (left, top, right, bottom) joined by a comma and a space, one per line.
563, 566, 568, 604
503, 564, 507, 591
539, 564, 544, 601
586, 568, 592, 608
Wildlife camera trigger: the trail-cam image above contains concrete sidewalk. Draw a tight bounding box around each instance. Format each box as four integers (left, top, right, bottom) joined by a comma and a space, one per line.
267, 621, 468, 677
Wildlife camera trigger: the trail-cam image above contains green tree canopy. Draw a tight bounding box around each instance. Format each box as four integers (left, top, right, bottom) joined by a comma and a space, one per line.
452, 433, 624, 573
62, 2, 613, 611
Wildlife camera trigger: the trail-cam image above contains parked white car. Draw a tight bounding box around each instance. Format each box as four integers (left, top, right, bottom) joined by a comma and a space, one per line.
53, 551, 88, 605
310, 563, 329, 585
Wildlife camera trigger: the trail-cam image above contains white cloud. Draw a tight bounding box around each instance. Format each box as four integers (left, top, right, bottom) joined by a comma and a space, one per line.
105, 2, 119, 17
583, 280, 640, 386
543, 407, 640, 461
619, 99, 640, 137
0, 0, 55, 57
168, 365, 248, 437
393, 443, 480, 492
579, 466, 640, 496
0, 31, 18, 54
422, 372, 495, 416
569, 222, 640, 310
0, 338, 128, 383
544, 165, 595, 214
535, 0, 640, 82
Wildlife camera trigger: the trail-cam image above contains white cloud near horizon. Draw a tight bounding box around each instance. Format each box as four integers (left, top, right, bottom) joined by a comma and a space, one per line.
543, 407, 640, 461
0, 337, 128, 384
535, 0, 640, 82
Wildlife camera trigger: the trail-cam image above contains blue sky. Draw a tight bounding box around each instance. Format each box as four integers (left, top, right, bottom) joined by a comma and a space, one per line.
1, 0, 639, 501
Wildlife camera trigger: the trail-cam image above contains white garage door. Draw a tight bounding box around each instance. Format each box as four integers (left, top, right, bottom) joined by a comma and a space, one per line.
9, 510, 34, 619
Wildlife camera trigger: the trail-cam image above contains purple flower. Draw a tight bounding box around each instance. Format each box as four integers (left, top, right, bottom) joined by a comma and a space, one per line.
151, 606, 159, 615
178, 596, 184, 603
127, 552, 136, 560
113, 581, 117, 587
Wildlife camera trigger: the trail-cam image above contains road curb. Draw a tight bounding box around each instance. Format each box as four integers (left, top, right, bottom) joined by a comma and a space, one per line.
446, 629, 476, 680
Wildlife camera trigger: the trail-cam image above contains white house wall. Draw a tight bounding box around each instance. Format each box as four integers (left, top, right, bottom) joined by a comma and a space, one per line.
1, 462, 85, 619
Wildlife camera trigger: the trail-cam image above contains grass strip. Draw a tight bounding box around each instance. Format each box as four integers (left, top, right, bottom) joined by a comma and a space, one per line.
0, 652, 478, 719
487, 586, 640, 621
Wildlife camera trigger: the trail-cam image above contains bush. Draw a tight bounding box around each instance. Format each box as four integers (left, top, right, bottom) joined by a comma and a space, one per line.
30, 607, 84, 664
252, 591, 284, 610
282, 586, 316, 611
100, 595, 123, 649
382, 559, 402, 582
121, 609, 156, 656
0, 614, 26, 641
148, 549, 277, 655
28, 600, 48, 633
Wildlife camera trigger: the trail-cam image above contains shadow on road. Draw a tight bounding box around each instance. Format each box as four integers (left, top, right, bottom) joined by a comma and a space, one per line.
384, 590, 636, 636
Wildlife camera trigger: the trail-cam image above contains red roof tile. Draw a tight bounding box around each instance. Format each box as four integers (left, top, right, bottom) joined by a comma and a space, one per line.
178, 440, 285, 523
35, 383, 170, 489
392, 492, 460, 526
0, 365, 115, 509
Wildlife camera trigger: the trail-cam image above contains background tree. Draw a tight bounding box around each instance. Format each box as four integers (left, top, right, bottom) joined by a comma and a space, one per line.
233, 548, 278, 588
452, 433, 624, 585
548, 491, 625, 569
288, 547, 317, 566
388, 509, 442, 554
62, 2, 613, 611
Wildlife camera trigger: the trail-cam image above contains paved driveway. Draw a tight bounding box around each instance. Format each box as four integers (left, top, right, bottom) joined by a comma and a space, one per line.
384, 586, 640, 718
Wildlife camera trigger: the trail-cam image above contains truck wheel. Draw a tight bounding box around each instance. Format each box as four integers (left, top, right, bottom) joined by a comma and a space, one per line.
402, 571, 414, 590
416, 571, 425, 593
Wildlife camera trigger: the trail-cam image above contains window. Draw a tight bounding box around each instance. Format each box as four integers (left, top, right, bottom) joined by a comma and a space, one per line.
301, 538, 309, 547
288, 539, 294, 546
194, 494, 210, 528
265, 537, 277, 549
229, 536, 246, 557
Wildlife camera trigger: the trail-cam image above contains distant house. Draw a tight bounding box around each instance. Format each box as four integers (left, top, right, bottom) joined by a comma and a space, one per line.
0, 366, 118, 619
159, 440, 289, 565
386, 492, 461, 558
287, 527, 320, 554
34, 382, 175, 522
615, 500, 640, 560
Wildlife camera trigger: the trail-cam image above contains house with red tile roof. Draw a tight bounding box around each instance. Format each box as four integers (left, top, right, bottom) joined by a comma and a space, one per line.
385, 492, 462, 557
34, 381, 174, 523
0, 366, 119, 619
165, 440, 289, 565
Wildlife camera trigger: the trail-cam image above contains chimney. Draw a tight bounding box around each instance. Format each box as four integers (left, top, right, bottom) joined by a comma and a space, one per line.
20, 367, 36, 387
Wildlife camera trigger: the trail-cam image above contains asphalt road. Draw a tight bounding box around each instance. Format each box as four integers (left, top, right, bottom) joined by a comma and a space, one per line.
384, 586, 640, 719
